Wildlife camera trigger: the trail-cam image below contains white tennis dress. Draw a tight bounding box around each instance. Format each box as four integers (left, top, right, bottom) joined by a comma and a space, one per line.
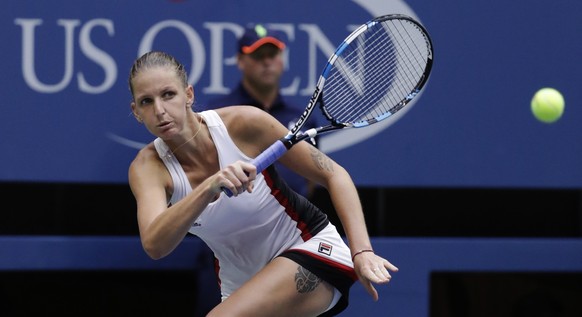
154, 110, 355, 315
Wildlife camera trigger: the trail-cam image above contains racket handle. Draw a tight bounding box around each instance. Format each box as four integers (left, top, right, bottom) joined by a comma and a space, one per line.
221, 140, 288, 197
252, 140, 288, 173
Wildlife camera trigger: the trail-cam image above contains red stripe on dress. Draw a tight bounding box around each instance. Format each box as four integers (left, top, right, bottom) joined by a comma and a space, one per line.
262, 170, 313, 241
214, 257, 222, 288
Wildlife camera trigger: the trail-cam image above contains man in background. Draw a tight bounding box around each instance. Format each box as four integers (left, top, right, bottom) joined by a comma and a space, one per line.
206, 23, 319, 199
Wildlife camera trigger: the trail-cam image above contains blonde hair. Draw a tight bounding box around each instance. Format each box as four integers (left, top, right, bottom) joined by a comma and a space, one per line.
128, 51, 188, 97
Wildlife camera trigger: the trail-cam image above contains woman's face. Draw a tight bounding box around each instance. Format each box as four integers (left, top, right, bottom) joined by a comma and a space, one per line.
130, 66, 193, 138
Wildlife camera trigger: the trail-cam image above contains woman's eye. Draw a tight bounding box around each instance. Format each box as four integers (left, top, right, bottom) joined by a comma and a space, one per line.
140, 98, 152, 105
163, 91, 175, 99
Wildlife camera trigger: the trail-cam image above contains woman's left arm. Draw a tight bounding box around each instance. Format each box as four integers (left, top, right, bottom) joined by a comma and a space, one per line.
279, 143, 399, 301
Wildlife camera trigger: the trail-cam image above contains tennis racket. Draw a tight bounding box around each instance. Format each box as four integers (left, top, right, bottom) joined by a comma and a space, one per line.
224, 14, 433, 196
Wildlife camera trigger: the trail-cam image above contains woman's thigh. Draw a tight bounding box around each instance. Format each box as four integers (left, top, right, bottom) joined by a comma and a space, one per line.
207, 256, 335, 317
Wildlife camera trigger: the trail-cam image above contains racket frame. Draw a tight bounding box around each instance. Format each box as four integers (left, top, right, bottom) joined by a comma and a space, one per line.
223, 14, 434, 196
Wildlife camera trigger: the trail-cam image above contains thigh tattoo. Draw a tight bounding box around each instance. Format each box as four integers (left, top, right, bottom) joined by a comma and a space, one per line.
295, 266, 321, 293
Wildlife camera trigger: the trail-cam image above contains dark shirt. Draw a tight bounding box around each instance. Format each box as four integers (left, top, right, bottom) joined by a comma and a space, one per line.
205, 83, 318, 198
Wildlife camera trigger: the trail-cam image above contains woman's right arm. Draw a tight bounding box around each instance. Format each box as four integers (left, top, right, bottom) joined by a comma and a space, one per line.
129, 145, 256, 259
128, 147, 203, 259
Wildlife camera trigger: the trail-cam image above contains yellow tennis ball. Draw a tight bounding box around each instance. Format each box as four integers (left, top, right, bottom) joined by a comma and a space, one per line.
531, 87, 565, 123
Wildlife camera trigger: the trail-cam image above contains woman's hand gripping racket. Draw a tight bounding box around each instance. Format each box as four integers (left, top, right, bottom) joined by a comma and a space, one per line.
223, 14, 434, 196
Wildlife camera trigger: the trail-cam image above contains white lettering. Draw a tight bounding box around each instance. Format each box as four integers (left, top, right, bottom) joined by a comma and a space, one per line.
297, 24, 336, 96
15, 18, 79, 93
13, 19, 343, 99
202, 22, 241, 95
78, 19, 117, 94
138, 20, 205, 85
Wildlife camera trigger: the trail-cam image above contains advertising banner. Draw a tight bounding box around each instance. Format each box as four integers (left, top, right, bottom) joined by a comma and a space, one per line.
2, 0, 580, 188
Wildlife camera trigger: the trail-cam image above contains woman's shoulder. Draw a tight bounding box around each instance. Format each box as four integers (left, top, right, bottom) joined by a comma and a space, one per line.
212, 106, 286, 151
214, 106, 275, 133
214, 105, 267, 122
130, 142, 159, 169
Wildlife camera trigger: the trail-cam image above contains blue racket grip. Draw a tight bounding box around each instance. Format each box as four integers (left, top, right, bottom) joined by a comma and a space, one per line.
251, 140, 288, 173
222, 140, 288, 197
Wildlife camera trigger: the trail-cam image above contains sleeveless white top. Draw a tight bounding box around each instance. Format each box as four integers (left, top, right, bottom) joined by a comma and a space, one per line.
154, 110, 323, 298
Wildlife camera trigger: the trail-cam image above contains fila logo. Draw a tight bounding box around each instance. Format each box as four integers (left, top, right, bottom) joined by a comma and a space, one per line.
318, 242, 333, 256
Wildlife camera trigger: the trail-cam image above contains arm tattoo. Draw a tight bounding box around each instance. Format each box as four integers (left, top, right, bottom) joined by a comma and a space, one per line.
309, 147, 334, 172
295, 266, 321, 294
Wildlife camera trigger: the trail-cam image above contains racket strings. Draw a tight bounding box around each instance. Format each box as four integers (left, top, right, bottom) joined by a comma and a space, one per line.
322, 18, 431, 126
389, 20, 429, 100
325, 33, 394, 123
327, 21, 425, 122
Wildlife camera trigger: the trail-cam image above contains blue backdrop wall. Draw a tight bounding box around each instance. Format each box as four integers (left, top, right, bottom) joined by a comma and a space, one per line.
1, 0, 581, 188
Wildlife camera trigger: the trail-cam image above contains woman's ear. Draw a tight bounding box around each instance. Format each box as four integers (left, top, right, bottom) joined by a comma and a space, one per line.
186, 85, 195, 106
130, 101, 142, 123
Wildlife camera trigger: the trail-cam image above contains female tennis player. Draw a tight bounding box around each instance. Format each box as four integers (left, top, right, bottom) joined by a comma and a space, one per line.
127, 50, 398, 317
